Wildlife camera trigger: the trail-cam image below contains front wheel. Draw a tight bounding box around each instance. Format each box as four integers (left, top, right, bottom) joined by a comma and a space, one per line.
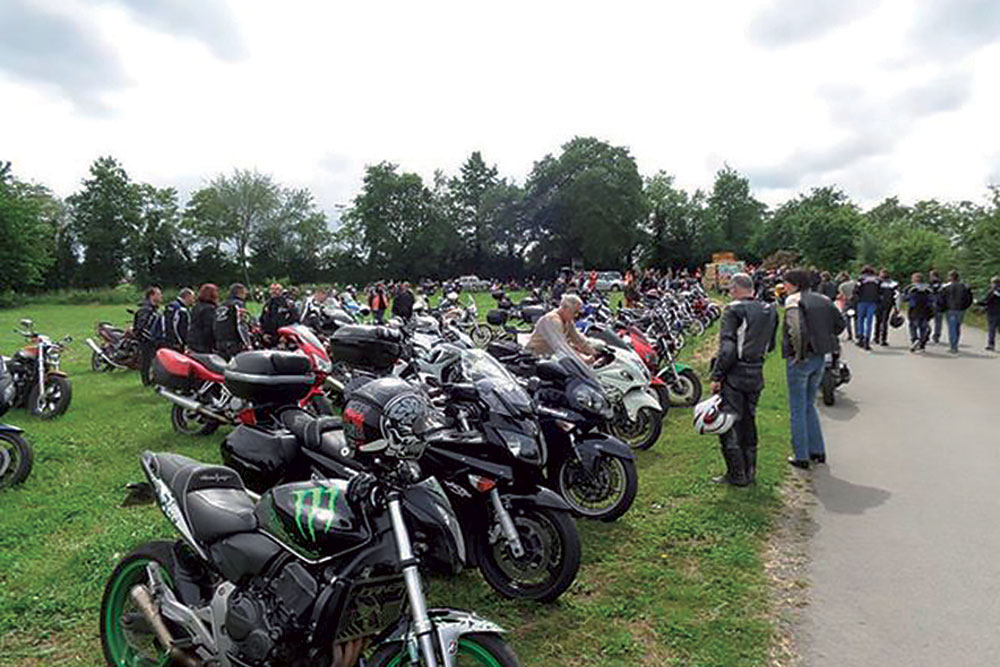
0, 431, 33, 488
821, 371, 836, 406
470, 325, 494, 348
28, 375, 72, 418
611, 406, 663, 450
475, 505, 580, 603
668, 368, 702, 407
170, 403, 220, 436
557, 454, 638, 522
369, 632, 522, 666
99, 541, 180, 667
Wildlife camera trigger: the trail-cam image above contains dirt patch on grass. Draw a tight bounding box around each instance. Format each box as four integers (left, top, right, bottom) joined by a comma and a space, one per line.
764, 473, 816, 667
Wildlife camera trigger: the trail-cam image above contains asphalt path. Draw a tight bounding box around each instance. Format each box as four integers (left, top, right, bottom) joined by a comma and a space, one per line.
801, 322, 1000, 666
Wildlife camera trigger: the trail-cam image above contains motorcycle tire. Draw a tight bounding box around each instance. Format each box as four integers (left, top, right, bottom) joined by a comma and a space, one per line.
821, 371, 836, 406
170, 404, 220, 436
91, 349, 109, 372
669, 368, 702, 407
27, 376, 72, 419
475, 505, 580, 603
653, 384, 672, 418
471, 325, 494, 348
611, 406, 662, 451
100, 540, 182, 667
368, 632, 523, 667
0, 431, 33, 488
556, 454, 638, 522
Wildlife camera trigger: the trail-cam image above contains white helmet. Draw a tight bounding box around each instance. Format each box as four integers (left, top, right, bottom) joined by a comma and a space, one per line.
693, 395, 736, 435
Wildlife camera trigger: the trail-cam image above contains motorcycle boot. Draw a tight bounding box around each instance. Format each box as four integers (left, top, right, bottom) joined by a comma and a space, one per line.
714, 429, 749, 486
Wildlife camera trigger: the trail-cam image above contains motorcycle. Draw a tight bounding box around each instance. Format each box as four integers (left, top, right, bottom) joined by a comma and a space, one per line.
0, 355, 32, 488
617, 325, 702, 408
3, 319, 73, 419
442, 296, 492, 348
587, 336, 663, 450
86, 310, 141, 371
101, 447, 520, 667
153, 326, 332, 435
821, 352, 851, 406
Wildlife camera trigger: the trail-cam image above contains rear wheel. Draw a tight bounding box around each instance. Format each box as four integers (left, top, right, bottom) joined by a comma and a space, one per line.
28, 375, 72, 418
821, 371, 836, 406
170, 403, 220, 436
0, 431, 33, 488
611, 406, 662, 450
99, 541, 180, 667
557, 454, 638, 522
369, 632, 522, 666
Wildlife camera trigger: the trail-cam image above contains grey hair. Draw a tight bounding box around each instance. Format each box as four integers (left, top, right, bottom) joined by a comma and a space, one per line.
560, 293, 583, 310
730, 273, 753, 292
178, 287, 195, 299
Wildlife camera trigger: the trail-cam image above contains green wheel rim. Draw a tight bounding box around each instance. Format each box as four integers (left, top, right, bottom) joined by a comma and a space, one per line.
103, 559, 172, 667
386, 637, 504, 666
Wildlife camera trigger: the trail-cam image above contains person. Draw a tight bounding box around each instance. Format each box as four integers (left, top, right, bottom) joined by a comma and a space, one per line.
133, 286, 164, 385
587, 270, 598, 293
214, 283, 252, 359
940, 270, 973, 354
873, 269, 900, 347
818, 272, 838, 301
368, 284, 389, 324
709, 273, 778, 486
979, 276, 1000, 351
928, 270, 944, 344
163, 288, 195, 351
904, 273, 933, 352
392, 282, 415, 321
260, 283, 299, 342
854, 266, 880, 350
187, 283, 219, 354
299, 287, 327, 330
782, 268, 845, 469
836, 272, 856, 341
525, 293, 596, 362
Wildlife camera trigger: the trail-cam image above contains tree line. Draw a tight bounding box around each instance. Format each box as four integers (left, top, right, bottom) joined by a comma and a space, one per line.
2, 136, 999, 298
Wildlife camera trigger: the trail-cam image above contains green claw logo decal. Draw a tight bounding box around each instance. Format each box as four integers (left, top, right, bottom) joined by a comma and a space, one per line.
292, 486, 340, 541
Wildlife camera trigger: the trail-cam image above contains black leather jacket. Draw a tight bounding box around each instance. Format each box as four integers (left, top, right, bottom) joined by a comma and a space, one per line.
712, 298, 778, 382
782, 291, 846, 360
187, 301, 217, 353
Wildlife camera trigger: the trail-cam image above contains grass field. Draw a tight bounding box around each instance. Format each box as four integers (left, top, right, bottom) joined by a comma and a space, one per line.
0, 296, 791, 666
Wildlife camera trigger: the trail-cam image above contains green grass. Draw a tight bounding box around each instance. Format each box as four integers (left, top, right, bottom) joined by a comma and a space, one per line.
0, 300, 791, 666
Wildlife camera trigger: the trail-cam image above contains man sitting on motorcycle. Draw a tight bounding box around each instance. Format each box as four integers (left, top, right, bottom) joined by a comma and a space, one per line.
526, 293, 596, 362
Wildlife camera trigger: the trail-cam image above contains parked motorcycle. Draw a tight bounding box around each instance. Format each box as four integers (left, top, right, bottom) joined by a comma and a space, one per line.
0, 356, 32, 488
618, 325, 702, 408
3, 319, 72, 419
86, 311, 141, 371
587, 336, 663, 450
100, 447, 520, 667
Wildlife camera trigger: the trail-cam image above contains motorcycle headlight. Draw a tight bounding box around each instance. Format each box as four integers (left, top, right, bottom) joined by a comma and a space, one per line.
571, 384, 610, 417
498, 429, 542, 463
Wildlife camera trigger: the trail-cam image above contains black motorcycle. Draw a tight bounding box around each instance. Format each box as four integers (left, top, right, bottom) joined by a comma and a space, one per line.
821, 352, 851, 406
4, 319, 72, 418
0, 356, 32, 488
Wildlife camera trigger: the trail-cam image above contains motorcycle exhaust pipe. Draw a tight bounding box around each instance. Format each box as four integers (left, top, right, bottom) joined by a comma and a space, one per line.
84, 338, 127, 369
156, 388, 229, 423
129, 585, 203, 667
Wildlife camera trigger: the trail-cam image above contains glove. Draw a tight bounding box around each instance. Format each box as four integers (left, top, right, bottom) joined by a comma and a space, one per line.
346, 472, 380, 509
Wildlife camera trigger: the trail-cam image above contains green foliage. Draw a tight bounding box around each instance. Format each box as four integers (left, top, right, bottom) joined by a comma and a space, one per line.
0, 162, 56, 292
707, 165, 766, 260
874, 226, 954, 280
643, 172, 709, 269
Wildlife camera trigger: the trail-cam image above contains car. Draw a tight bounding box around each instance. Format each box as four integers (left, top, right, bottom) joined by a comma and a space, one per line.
457, 275, 491, 291
594, 271, 624, 292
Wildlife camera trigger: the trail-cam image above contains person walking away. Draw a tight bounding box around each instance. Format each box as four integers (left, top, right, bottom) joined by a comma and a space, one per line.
709, 273, 777, 486
928, 270, 945, 344
978, 276, 1000, 351
819, 272, 838, 301
525, 294, 596, 362
392, 282, 416, 321
368, 284, 389, 324
904, 273, 933, 352
260, 283, 299, 344
134, 286, 164, 385
214, 283, 252, 359
854, 266, 880, 350
187, 284, 219, 354
783, 268, 845, 469
941, 270, 973, 354
836, 272, 857, 341
164, 288, 194, 351
874, 269, 900, 346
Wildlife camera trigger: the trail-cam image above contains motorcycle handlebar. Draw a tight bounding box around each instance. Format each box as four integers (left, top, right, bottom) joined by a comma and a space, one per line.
279, 409, 364, 471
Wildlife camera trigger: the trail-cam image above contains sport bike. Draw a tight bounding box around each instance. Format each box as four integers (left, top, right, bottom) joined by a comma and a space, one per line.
3, 319, 72, 418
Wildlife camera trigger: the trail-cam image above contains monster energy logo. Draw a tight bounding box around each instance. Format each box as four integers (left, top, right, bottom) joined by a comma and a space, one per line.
292, 486, 340, 542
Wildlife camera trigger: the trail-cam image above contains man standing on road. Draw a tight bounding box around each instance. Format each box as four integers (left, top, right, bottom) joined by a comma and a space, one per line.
783, 268, 845, 469
134, 286, 163, 386
904, 273, 933, 352
854, 266, 879, 350
977, 276, 1000, 352
836, 272, 856, 341
874, 269, 900, 347
941, 270, 973, 354
709, 273, 777, 486
525, 294, 596, 362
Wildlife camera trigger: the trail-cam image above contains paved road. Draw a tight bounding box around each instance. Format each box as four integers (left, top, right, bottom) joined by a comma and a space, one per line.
801, 323, 1000, 666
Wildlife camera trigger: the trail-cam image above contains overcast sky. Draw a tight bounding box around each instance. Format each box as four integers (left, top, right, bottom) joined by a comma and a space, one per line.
2, 0, 999, 216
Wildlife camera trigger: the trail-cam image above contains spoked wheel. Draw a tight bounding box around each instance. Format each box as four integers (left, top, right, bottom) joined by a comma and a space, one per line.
470, 325, 494, 348
611, 406, 662, 450
100, 541, 180, 667
668, 369, 702, 407
557, 454, 638, 522
170, 402, 220, 436
27, 376, 72, 419
475, 506, 580, 603
0, 431, 33, 488
369, 633, 523, 666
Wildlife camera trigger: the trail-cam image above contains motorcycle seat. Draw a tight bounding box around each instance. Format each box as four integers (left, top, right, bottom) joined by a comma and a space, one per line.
146, 452, 257, 544
188, 352, 230, 375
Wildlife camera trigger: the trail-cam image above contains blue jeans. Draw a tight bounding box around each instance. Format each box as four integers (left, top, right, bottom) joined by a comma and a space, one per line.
908, 317, 929, 346
988, 314, 999, 349
947, 310, 965, 351
787, 355, 826, 461
932, 311, 943, 342
856, 301, 877, 342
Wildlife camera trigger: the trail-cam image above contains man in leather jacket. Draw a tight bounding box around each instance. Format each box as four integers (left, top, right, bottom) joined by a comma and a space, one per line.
214, 283, 252, 359
260, 283, 299, 343
134, 286, 163, 386
710, 273, 778, 486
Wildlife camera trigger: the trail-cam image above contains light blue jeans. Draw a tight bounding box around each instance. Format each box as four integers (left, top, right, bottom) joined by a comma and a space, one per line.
787, 355, 826, 461
856, 301, 877, 342
947, 310, 965, 352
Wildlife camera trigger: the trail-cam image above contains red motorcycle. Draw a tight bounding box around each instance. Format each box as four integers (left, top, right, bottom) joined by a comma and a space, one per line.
152, 325, 333, 435
616, 325, 702, 408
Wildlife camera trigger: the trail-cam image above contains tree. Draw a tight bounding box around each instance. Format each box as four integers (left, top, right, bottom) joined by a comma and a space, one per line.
131, 185, 189, 287
644, 172, 702, 269
68, 156, 140, 287
0, 162, 56, 292
706, 165, 765, 259
448, 152, 500, 271
251, 188, 329, 284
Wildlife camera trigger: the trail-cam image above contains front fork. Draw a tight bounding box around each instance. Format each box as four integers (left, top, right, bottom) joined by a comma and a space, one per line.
388, 494, 441, 667
35, 350, 46, 412
488, 488, 525, 557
